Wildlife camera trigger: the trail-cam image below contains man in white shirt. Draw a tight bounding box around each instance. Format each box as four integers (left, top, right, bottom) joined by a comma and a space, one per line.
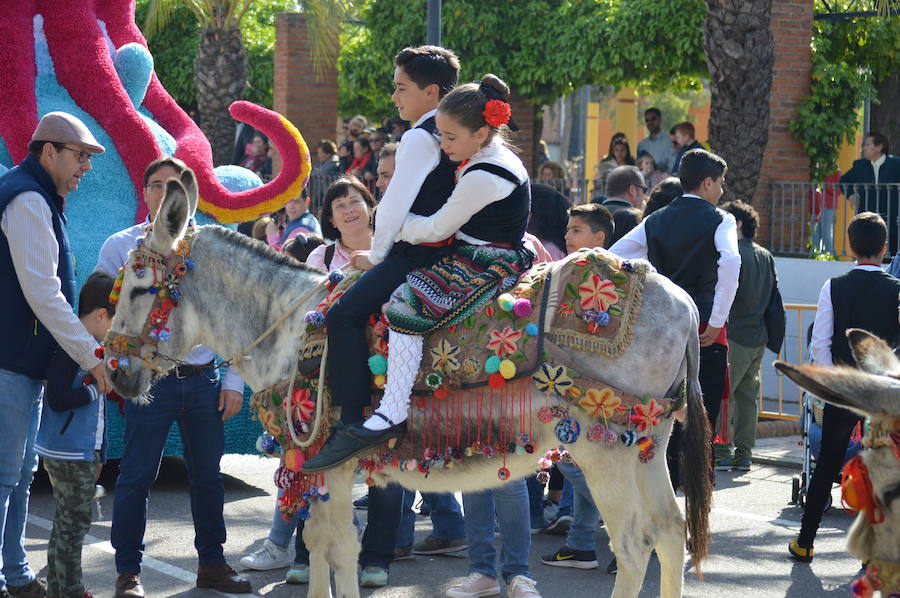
95, 157, 250, 598
0, 112, 108, 598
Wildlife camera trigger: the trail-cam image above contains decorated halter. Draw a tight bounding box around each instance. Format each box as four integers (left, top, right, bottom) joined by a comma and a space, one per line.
104, 226, 196, 375
845, 417, 900, 598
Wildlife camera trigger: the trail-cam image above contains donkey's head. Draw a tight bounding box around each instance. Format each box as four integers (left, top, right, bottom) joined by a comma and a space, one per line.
775, 329, 900, 564
105, 169, 199, 398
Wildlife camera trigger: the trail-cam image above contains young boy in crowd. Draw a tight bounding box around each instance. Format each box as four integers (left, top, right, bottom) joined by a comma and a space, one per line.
564, 203, 614, 254
789, 212, 900, 562
610, 148, 741, 489
671, 122, 704, 176
36, 271, 116, 598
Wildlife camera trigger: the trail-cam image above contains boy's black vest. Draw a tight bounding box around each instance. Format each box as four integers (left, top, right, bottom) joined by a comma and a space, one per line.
644, 195, 725, 323
0, 155, 76, 379
830, 268, 900, 367
390, 115, 457, 260
459, 163, 529, 245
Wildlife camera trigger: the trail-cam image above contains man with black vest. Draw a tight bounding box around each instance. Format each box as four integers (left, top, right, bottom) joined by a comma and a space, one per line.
789, 212, 900, 563
610, 148, 741, 489
0, 112, 108, 598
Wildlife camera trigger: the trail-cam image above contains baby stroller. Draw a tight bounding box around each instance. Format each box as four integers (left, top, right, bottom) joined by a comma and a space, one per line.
789, 325, 863, 510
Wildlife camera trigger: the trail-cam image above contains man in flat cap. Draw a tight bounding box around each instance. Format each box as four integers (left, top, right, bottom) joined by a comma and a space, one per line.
0, 112, 108, 598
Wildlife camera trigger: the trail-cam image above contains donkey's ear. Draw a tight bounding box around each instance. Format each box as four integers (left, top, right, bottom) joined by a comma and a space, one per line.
775, 360, 900, 419
847, 328, 900, 377
149, 179, 190, 253
179, 168, 198, 217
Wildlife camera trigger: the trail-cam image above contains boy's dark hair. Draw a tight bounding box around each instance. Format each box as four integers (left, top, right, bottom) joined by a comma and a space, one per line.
143, 156, 188, 187
644, 177, 683, 218
720, 199, 759, 239
848, 212, 887, 258
395, 45, 460, 98
678, 149, 727, 193
674, 122, 695, 139
866, 131, 889, 155
319, 176, 376, 240
283, 233, 326, 263
612, 207, 642, 246
27, 140, 65, 160
569, 203, 614, 249
317, 140, 337, 156
79, 271, 116, 317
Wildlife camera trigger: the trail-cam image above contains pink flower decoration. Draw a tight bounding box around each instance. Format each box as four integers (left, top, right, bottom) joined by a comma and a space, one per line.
578, 274, 619, 312
629, 399, 665, 432
292, 388, 316, 422
486, 326, 523, 357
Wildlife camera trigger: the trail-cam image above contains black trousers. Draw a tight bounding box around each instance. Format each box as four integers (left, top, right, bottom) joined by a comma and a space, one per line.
797, 403, 862, 546
326, 244, 441, 410
667, 343, 728, 489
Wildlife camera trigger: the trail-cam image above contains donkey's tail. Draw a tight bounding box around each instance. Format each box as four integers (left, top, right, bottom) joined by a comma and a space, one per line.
681, 320, 712, 575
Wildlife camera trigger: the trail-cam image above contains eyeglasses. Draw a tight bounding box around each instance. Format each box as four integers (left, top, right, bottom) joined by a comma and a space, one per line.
145, 181, 166, 191
632, 184, 649, 193
60, 146, 93, 164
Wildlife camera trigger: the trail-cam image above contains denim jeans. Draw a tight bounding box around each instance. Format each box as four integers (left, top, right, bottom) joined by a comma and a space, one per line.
397, 490, 465, 547
557, 478, 573, 518
462, 478, 531, 582
0, 369, 42, 588
556, 462, 600, 552
525, 477, 546, 529
111, 368, 226, 572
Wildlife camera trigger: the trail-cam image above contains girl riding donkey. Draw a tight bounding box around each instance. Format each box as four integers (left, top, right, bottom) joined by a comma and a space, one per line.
304, 74, 534, 470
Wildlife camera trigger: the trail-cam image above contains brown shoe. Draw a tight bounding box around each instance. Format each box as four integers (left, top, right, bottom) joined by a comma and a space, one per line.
7, 579, 46, 598
196, 564, 251, 593
114, 573, 144, 598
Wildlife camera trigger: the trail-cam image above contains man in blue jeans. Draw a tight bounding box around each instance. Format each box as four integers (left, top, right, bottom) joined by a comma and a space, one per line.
0, 113, 110, 598
96, 157, 249, 597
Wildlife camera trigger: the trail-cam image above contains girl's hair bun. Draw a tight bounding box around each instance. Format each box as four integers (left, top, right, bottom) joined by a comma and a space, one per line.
479, 74, 510, 102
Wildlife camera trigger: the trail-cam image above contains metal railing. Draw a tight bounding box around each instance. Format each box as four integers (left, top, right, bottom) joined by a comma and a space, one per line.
768, 181, 900, 258
757, 303, 817, 421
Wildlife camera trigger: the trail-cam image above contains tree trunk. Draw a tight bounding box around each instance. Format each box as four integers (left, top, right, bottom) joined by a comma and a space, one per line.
871, 71, 900, 156
704, 1, 774, 202
195, 25, 247, 166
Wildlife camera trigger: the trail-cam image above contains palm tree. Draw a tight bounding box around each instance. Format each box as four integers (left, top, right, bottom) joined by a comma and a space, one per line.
144, 0, 358, 165
703, 0, 775, 202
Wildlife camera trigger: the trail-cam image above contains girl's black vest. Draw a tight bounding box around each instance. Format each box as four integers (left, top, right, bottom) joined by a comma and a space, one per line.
0, 155, 77, 379
459, 163, 530, 245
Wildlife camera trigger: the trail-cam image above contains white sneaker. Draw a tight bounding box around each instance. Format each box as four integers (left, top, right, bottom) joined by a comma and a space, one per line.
239, 538, 294, 570
446, 573, 501, 598
507, 575, 542, 598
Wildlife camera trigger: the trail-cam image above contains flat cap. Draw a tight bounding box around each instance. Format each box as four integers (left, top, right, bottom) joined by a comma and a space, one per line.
31, 111, 105, 154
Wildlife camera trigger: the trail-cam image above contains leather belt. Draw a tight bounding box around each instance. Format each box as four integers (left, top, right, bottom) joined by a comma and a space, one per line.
171, 360, 216, 379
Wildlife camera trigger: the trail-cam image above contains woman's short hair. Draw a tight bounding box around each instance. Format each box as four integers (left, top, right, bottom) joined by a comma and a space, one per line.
319, 176, 376, 240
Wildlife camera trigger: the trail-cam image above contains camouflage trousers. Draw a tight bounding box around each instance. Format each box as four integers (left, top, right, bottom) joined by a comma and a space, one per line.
43, 453, 100, 598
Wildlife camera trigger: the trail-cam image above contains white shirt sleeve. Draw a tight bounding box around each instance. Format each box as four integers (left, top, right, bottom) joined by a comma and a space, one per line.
221, 368, 245, 393
398, 170, 515, 245
609, 220, 648, 259
809, 279, 833, 367
708, 214, 742, 328
369, 129, 441, 264
1, 192, 100, 371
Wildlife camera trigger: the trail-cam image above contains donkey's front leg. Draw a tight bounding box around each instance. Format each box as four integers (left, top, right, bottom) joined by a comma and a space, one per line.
305, 498, 335, 598
325, 463, 361, 598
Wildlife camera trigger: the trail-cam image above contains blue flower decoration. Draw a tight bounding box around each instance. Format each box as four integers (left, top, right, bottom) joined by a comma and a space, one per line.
328, 270, 345, 284
158, 329, 170, 342
184, 259, 196, 271
595, 311, 610, 326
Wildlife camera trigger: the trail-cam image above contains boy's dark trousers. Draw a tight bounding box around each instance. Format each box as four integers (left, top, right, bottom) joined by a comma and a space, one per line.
667, 343, 728, 489
44, 454, 99, 598
797, 403, 862, 547
325, 244, 441, 420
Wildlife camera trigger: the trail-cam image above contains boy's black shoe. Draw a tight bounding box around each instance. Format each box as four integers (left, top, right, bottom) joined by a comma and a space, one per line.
301, 419, 406, 473
540, 546, 598, 569
607, 556, 618, 574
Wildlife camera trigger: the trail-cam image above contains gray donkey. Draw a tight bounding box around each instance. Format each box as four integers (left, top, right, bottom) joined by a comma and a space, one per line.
776, 329, 900, 597
105, 175, 712, 598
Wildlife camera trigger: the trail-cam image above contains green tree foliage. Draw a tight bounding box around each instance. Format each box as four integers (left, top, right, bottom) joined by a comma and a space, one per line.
790, 3, 900, 180
135, 0, 295, 110
339, 0, 708, 121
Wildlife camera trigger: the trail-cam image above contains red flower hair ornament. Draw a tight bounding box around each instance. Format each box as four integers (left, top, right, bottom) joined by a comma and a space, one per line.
483, 99, 512, 129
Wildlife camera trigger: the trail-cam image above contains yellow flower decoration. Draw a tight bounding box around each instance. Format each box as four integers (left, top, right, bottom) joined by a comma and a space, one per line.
532, 364, 573, 397
578, 387, 622, 419
430, 339, 461, 372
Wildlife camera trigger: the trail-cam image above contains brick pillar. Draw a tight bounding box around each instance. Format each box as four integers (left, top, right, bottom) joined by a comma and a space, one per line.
273, 13, 338, 175
753, 0, 813, 250
510, 95, 537, 176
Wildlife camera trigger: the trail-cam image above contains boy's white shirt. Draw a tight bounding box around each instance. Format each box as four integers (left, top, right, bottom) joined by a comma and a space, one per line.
397, 140, 526, 246
369, 109, 441, 264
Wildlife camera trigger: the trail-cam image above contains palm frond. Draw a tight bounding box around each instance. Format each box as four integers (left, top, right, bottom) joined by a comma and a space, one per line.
301, 0, 361, 78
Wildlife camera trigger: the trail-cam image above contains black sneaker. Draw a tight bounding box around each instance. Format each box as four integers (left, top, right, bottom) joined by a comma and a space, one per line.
353, 494, 369, 509
540, 546, 598, 569
606, 556, 617, 574
7, 579, 47, 598
0, 587, 12, 598
543, 513, 573, 535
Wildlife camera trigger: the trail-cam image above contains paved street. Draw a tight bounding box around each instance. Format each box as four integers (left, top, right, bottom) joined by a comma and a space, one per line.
25, 455, 861, 598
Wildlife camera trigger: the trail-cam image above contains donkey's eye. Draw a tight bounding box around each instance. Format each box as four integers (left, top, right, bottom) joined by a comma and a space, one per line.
130, 287, 149, 300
